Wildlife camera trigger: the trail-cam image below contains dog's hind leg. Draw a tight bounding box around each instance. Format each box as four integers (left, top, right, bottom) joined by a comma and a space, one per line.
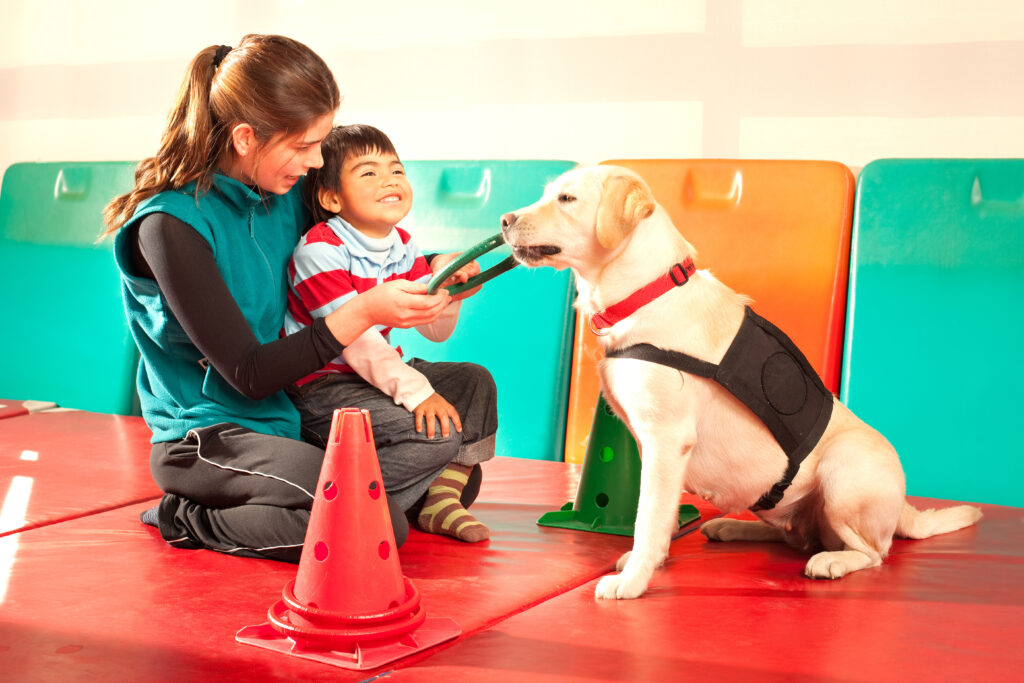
804, 532, 884, 579
595, 437, 689, 600
802, 507, 889, 578
700, 518, 786, 543
803, 444, 900, 579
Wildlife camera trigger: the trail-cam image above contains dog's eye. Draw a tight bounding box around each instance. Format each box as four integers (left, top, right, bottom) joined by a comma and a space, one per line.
558, 193, 577, 203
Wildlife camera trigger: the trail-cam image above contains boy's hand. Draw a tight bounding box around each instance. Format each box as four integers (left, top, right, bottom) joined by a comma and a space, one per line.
431, 252, 483, 300
414, 392, 463, 438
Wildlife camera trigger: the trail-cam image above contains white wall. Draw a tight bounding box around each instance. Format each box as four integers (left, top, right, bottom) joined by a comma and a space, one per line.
2, 0, 1024, 178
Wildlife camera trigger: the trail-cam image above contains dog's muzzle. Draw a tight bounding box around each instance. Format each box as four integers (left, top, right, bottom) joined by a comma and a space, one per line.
501, 212, 562, 263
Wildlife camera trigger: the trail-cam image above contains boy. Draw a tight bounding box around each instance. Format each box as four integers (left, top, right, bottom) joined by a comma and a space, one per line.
283, 124, 497, 543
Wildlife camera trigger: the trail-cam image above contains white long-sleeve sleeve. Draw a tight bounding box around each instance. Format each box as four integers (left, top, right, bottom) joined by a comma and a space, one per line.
341, 329, 435, 411
415, 300, 462, 342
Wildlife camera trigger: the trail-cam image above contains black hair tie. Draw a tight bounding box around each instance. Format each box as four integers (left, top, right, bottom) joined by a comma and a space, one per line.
212, 45, 232, 69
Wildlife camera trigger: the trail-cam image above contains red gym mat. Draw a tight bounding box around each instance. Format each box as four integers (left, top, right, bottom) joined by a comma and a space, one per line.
403, 499, 1023, 682
5, 419, 1018, 682
0, 410, 159, 536
0, 456, 713, 682
0, 400, 56, 420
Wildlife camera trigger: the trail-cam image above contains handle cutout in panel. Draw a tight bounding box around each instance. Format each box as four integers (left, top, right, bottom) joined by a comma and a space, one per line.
681, 167, 743, 210
970, 175, 1024, 217
54, 167, 91, 200
439, 167, 491, 206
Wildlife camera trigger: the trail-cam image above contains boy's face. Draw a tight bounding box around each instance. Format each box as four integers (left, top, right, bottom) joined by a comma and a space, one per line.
320, 149, 413, 239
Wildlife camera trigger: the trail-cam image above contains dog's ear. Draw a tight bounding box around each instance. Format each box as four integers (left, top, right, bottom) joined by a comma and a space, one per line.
595, 174, 656, 249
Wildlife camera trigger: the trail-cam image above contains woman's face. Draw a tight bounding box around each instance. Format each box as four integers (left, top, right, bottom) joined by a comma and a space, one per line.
240, 112, 335, 194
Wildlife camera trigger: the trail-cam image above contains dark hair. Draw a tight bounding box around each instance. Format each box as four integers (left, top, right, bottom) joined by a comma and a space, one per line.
304, 124, 399, 225
102, 34, 340, 236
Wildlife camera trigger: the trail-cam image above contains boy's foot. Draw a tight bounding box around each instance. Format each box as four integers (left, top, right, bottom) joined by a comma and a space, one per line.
417, 464, 489, 542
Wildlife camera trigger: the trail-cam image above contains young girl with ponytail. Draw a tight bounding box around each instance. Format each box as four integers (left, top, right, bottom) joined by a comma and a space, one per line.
103, 35, 495, 561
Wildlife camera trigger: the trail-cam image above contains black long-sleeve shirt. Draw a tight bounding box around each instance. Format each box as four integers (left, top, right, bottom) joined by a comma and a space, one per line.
128, 212, 345, 400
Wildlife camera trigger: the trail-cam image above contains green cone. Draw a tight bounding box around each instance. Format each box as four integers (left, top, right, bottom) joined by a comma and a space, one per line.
538, 394, 699, 536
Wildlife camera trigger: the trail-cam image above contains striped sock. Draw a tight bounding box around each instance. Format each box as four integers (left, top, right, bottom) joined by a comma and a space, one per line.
417, 463, 489, 543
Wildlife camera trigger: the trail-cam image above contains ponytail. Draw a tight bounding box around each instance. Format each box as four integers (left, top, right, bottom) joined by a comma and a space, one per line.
102, 35, 339, 237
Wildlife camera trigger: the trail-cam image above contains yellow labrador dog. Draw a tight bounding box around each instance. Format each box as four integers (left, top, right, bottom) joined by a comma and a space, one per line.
501, 165, 982, 600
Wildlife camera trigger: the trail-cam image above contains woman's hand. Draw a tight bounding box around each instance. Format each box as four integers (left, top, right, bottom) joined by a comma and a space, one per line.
413, 392, 463, 438
325, 280, 450, 345
430, 251, 483, 300
366, 279, 452, 326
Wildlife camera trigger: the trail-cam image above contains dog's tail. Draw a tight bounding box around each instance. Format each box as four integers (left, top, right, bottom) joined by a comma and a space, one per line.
896, 501, 983, 540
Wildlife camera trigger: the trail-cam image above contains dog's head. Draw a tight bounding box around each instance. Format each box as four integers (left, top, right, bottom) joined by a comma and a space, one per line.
501, 166, 656, 272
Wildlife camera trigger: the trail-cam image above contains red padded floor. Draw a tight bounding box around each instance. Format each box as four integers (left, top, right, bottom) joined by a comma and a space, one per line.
0, 410, 159, 536
0, 457, 714, 681
0, 400, 56, 420
2, 439, 1021, 682
398, 500, 1024, 682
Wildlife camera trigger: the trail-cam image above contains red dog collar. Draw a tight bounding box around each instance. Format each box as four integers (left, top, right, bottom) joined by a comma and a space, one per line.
590, 257, 696, 335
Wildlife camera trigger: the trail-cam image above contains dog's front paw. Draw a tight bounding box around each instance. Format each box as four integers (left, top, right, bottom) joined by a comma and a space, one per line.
594, 569, 651, 600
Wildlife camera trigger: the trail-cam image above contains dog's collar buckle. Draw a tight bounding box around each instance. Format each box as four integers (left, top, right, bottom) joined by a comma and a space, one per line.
669, 261, 691, 287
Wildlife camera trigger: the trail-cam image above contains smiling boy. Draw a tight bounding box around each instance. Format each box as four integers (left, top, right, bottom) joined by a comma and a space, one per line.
282, 124, 497, 543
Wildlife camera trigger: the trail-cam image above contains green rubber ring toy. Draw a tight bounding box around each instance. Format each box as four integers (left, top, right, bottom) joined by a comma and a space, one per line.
426, 233, 519, 296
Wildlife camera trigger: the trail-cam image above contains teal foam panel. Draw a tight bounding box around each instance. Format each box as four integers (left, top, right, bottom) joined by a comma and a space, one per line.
0, 161, 138, 245
0, 162, 140, 414
0, 241, 140, 414
841, 159, 1024, 506
392, 160, 578, 461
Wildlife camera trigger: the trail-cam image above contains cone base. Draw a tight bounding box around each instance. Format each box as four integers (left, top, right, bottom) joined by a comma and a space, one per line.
235, 616, 461, 671
537, 503, 700, 537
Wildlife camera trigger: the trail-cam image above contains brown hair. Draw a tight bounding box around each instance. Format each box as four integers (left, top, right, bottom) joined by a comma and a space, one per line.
303, 124, 399, 225
101, 34, 340, 237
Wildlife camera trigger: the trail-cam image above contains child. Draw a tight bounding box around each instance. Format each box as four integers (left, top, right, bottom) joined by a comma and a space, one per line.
283, 124, 497, 543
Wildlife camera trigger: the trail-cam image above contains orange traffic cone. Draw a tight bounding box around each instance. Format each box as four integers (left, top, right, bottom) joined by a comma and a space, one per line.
236, 408, 461, 670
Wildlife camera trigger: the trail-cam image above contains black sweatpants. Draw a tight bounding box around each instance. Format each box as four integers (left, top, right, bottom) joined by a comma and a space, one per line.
286, 359, 498, 510
150, 423, 480, 562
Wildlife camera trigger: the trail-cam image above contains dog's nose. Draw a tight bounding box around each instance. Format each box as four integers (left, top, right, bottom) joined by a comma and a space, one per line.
500, 212, 517, 231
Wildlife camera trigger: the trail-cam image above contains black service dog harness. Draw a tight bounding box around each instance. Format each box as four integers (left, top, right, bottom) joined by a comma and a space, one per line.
600, 271, 833, 511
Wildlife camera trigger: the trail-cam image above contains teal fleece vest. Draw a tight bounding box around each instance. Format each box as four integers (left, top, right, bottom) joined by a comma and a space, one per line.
114, 174, 308, 443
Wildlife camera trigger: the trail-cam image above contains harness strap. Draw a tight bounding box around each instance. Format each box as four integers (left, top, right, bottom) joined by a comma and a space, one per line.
605, 343, 717, 379
605, 307, 833, 512
606, 343, 796, 511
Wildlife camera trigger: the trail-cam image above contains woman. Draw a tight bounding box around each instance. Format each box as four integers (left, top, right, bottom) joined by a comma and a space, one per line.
102, 35, 495, 561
